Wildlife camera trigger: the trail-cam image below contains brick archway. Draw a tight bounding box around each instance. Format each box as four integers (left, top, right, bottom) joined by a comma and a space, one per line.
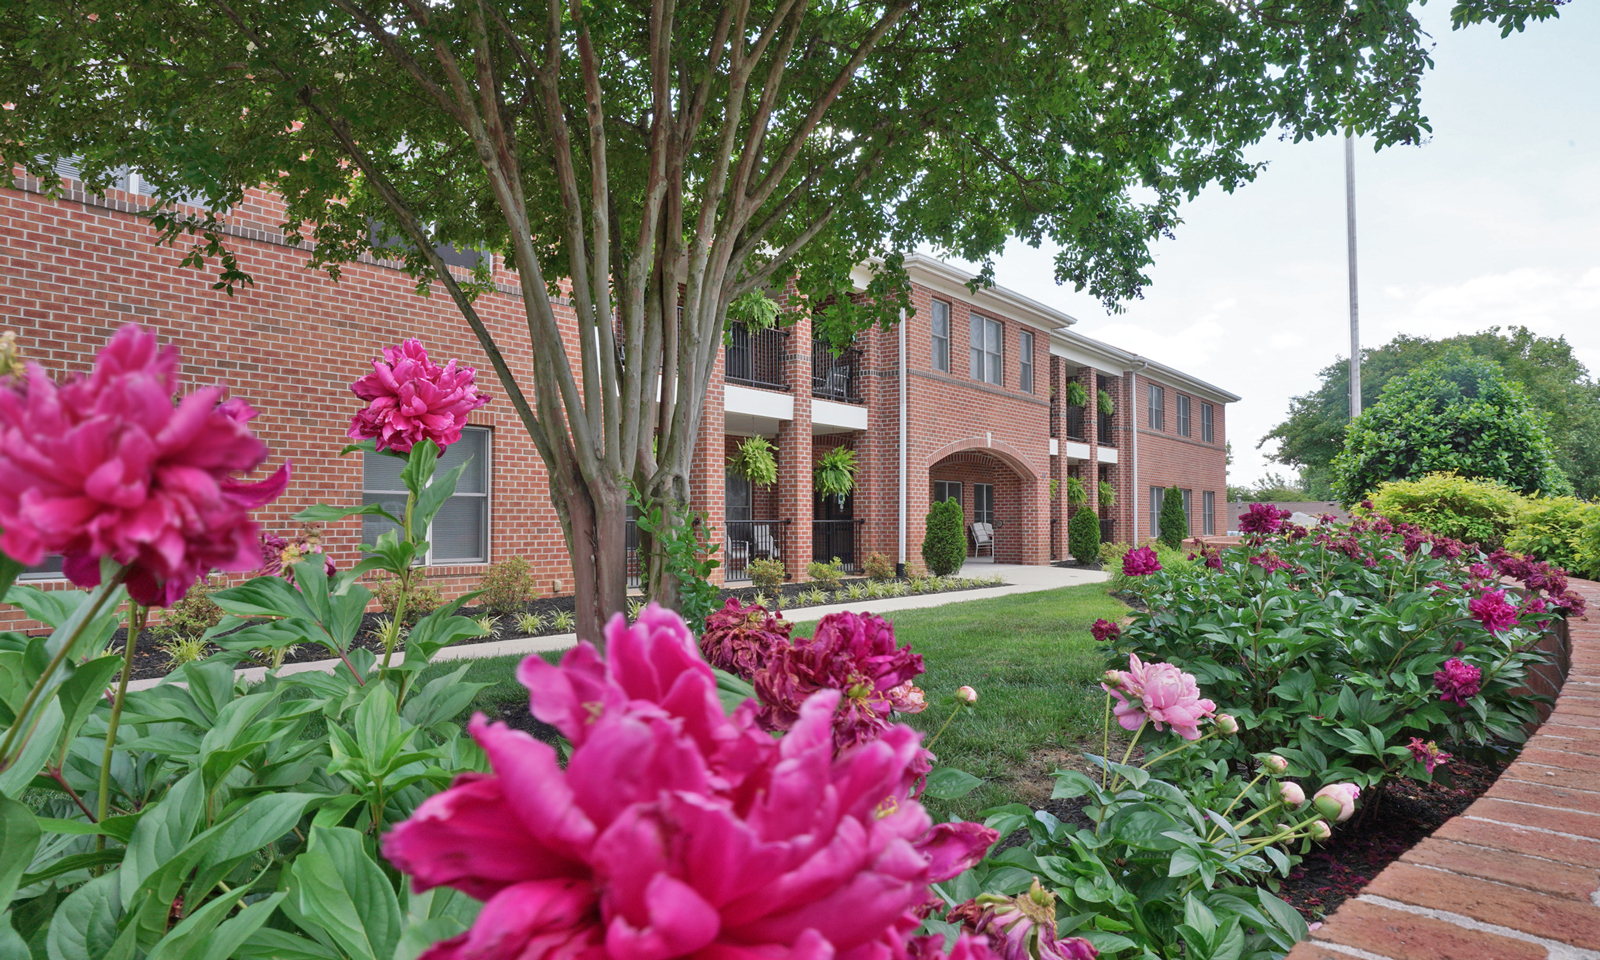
924, 438, 1047, 565
923, 436, 1040, 482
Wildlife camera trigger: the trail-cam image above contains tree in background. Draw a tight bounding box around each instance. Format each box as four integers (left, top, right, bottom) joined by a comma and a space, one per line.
1331, 353, 1571, 503
1158, 487, 1189, 549
1264, 327, 1600, 500
1, 0, 1565, 637
921, 498, 966, 576
1228, 472, 1314, 503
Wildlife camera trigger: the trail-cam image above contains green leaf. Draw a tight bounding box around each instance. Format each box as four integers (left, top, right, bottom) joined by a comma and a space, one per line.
294, 502, 403, 527
17, 850, 123, 889
0, 701, 63, 797
922, 767, 983, 800
211, 575, 318, 621
400, 440, 439, 502
0, 796, 40, 907
56, 656, 124, 744
238, 928, 344, 960
46, 871, 121, 960
0, 913, 29, 960
291, 826, 402, 960
120, 772, 205, 909
411, 460, 468, 539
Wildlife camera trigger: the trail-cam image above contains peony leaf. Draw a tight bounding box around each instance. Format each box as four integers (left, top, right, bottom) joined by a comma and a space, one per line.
922, 767, 983, 800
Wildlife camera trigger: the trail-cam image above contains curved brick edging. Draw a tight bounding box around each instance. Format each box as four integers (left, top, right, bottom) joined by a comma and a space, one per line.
1287, 577, 1600, 960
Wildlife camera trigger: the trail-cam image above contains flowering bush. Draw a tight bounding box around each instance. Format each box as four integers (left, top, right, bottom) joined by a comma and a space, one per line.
1104, 511, 1573, 791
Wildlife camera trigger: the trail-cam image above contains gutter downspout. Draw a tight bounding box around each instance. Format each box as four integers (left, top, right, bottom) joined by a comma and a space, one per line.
1130, 359, 1149, 541
897, 307, 908, 576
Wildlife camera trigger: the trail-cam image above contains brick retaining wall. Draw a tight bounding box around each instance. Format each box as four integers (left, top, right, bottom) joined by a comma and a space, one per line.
1287, 577, 1600, 960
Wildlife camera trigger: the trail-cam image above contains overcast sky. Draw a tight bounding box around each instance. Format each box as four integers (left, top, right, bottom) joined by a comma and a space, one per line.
940, 1, 1600, 488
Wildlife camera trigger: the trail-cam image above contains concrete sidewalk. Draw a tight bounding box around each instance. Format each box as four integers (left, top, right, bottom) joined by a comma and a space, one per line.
127, 562, 1107, 690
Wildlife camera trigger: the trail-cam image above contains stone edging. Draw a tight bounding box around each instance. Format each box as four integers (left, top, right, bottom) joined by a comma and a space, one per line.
1287, 577, 1600, 959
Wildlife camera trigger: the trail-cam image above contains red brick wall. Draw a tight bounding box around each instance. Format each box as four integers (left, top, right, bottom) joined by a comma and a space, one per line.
1125, 372, 1227, 542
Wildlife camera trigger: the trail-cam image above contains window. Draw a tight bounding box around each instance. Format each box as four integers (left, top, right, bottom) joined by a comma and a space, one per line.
1176, 395, 1191, 437
18, 555, 65, 581
974, 484, 995, 526
1201, 402, 1215, 443
726, 471, 752, 523
1149, 486, 1164, 538
1148, 384, 1165, 431
1019, 331, 1035, 393
362, 426, 490, 564
931, 300, 951, 373
969, 315, 1002, 385
1203, 491, 1216, 536
933, 480, 962, 505
1181, 489, 1192, 532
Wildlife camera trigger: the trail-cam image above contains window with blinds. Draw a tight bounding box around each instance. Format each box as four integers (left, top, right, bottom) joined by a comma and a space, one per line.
362, 426, 490, 564
931, 300, 951, 373
969, 315, 1002, 385
1019, 331, 1034, 393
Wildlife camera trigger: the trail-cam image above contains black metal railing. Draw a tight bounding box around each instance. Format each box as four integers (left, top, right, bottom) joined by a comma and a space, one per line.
625, 519, 642, 589
812, 519, 865, 572
725, 326, 787, 390
1065, 405, 1085, 441
1049, 397, 1059, 438
811, 339, 862, 403
1098, 412, 1115, 445
1099, 518, 1116, 544
724, 519, 790, 583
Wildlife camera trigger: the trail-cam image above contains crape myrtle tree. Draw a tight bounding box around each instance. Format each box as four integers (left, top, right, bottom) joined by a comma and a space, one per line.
0, 0, 1563, 640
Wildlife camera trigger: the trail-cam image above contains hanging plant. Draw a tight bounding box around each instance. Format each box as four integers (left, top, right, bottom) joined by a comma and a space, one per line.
1097, 389, 1115, 416
1049, 478, 1060, 501
1099, 480, 1116, 509
814, 447, 858, 506
1065, 476, 1088, 507
1061, 380, 1088, 407
728, 436, 779, 487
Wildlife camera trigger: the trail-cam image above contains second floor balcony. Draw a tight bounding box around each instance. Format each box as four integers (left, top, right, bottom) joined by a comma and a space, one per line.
812, 339, 862, 403
725, 325, 787, 391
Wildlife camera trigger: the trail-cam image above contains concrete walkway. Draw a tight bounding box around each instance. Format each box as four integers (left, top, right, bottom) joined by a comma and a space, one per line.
127, 562, 1107, 690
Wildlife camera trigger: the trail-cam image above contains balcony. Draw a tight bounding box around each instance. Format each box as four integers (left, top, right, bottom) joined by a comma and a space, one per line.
725, 519, 790, 583
812, 339, 862, 404
812, 519, 865, 573
725, 326, 787, 391
1098, 412, 1115, 445
1064, 405, 1085, 442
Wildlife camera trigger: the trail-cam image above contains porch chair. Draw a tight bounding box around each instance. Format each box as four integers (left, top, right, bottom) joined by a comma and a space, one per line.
969, 522, 994, 559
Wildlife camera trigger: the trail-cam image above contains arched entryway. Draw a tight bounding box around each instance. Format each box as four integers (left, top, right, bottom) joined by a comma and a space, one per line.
925, 442, 1046, 565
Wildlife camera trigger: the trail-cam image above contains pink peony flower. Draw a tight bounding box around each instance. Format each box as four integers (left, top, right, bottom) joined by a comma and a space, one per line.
1214, 713, 1238, 736
951, 881, 1098, 960
753, 610, 925, 750
348, 339, 489, 453
1312, 783, 1360, 822
1279, 782, 1306, 806
1121, 545, 1161, 577
956, 685, 978, 704
699, 597, 792, 679
1237, 502, 1290, 535
1308, 820, 1332, 841
0, 324, 289, 606
1434, 657, 1482, 706
1406, 738, 1452, 774
1090, 619, 1121, 644
383, 604, 997, 960
887, 681, 928, 714
1468, 589, 1519, 634
1261, 754, 1289, 775
1101, 654, 1215, 740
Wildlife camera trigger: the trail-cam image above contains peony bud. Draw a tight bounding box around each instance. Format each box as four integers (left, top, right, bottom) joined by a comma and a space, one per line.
956, 685, 978, 704
1279, 782, 1306, 806
1215, 713, 1239, 735
1313, 783, 1360, 822
1308, 820, 1332, 840
1261, 754, 1289, 776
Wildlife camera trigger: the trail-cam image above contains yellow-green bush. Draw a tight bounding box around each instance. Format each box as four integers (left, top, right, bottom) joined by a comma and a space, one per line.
1580, 511, 1600, 580
1506, 497, 1599, 576
1366, 472, 1522, 549
1100, 540, 1194, 593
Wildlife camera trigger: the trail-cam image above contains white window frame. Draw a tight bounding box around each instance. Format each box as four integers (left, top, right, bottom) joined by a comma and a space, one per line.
1176, 394, 1191, 437
1201, 402, 1214, 443
931, 300, 951, 373
362, 425, 492, 565
17, 555, 66, 582
1203, 490, 1216, 536
1019, 330, 1035, 393
974, 483, 995, 525
1149, 486, 1165, 538
1148, 384, 1165, 431
969, 315, 1002, 385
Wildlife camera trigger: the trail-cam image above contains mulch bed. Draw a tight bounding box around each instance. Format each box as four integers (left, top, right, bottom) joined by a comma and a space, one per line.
107, 574, 1003, 681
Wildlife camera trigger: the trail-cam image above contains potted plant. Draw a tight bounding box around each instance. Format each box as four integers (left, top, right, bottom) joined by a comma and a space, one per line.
1098, 388, 1115, 416
728, 436, 778, 487
1061, 380, 1089, 407
814, 447, 858, 507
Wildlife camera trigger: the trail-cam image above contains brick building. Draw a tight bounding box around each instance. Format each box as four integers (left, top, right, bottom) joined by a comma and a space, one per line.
2, 171, 1235, 608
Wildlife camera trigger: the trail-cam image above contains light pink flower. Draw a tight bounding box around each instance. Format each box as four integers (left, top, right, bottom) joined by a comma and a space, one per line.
1101, 654, 1214, 740
1312, 783, 1360, 822
888, 681, 928, 713
384, 603, 996, 960
1308, 820, 1331, 840
956, 685, 978, 704
1279, 782, 1306, 806
1261, 754, 1289, 776
0, 324, 289, 606
348, 339, 488, 453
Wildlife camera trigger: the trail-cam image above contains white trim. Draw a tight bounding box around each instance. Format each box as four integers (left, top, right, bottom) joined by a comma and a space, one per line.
1096, 445, 1118, 464
724, 383, 795, 421
1063, 440, 1091, 460
812, 398, 869, 432
898, 307, 908, 569
1049, 438, 1059, 457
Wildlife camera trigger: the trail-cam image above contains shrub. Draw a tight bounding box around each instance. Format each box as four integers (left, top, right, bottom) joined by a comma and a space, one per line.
806, 557, 845, 591
1506, 496, 1599, 574
1332, 352, 1571, 501
747, 557, 786, 589
477, 555, 536, 615
1068, 505, 1100, 563
372, 573, 444, 627
1158, 485, 1188, 549
863, 551, 895, 581
1367, 472, 1522, 549
1103, 540, 1193, 593
156, 574, 224, 639
516, 611, 545, 634
921, 497, 966, 575
158, 634, 211, 669
1581, 511, 1600, 581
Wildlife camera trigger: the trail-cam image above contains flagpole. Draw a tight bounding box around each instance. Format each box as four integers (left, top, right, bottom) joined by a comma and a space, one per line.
1345, 133, 1362, 419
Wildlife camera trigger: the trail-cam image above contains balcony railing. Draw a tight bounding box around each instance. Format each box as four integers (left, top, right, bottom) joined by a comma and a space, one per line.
1049, 397, 1059, 438
1098, 412, 1115, 446
725, 325, 787, 391
1065, 405, 1085, 441
1099, 517, 1116, 544
625, 518, 642, 589
812, 339, 862, 403
725, 519, 790, 583
812, 519, 865, 573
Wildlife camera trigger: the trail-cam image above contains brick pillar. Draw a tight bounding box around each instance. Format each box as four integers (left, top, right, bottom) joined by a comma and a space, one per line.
691, 339, 729, 586
778, 310, 814, 580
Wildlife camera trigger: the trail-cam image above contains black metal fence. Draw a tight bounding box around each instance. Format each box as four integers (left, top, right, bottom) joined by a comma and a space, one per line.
724, 519, 790, 583
812, 519, 865, 572
625, 519, 641, 589
725, 326, 787, 390
1100, 517, 1116, 545
811, 339, 862, 403
1097, 375, 1117, 446
1065, 404, 1085, 441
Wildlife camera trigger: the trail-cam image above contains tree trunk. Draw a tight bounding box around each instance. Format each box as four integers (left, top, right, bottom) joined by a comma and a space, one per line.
550, 461, 628, 644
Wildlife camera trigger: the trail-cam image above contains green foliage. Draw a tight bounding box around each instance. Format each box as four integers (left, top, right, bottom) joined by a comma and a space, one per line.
863, 552, 896, 581
373, 575, 445, 628
1267, 327, 1600, 500
1228, 471, 1313, 503
727, 290, 781, 333
155, 575, 225, 640
515, 611, 545, 635
1060, 380, 1088, 407
158, 634, 211, 669
813, 448, 858, 505
1098, 480, 1116, 510
476, 556, 535, 616
1097, 389, 1115, 417
628, 483, 721, 632
1158, 486, 1189, 549
1064, 476, 1088, 507
921, 499, 966, 576
1102, 540, 1194, 593
728, 436, 779, 487
1580, 511, 1600, 581
1068, 506, 1101, 564
1325, 352, 1575, 502
806, 558, 846, 592
550, 609, 577, 633
1506, 497, 1600, 575
746, 557, 786, 590
1367, 472, 1523, 549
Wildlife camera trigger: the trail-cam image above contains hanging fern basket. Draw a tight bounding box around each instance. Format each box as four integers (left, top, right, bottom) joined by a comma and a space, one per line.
728, 436, 779, 487
814, 447, 859, 507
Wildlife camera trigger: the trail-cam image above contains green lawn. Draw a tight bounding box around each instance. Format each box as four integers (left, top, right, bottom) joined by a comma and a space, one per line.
429, 583, 1131, 819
